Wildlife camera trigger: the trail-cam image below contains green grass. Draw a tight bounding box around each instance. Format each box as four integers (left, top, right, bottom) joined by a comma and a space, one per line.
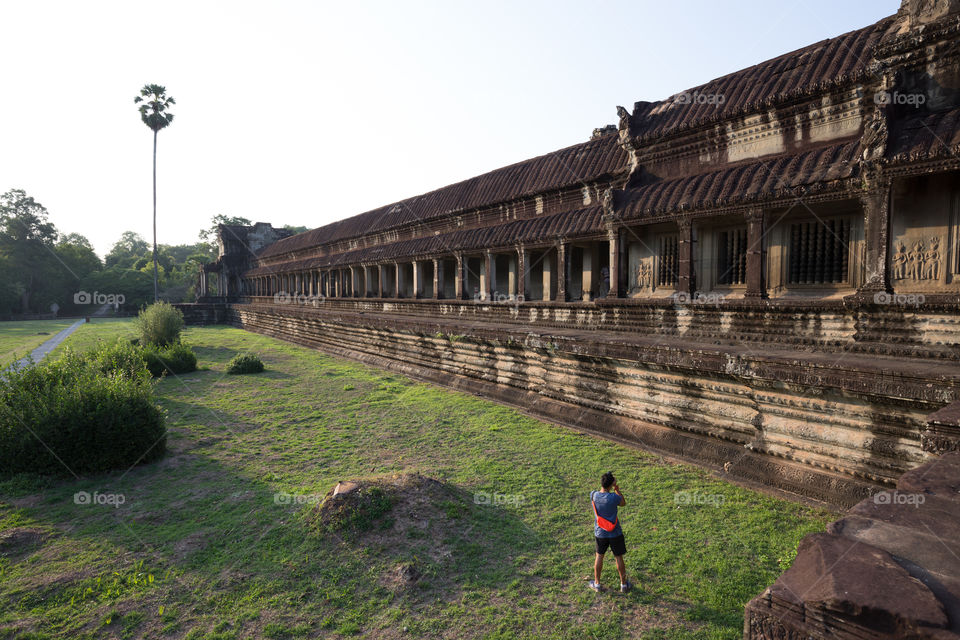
47, 318, 137, 356
0, 320, 834, 639
0, 319, 77, 366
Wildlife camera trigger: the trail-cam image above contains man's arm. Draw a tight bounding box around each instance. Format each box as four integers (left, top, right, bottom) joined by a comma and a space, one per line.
613, 482, 626, 506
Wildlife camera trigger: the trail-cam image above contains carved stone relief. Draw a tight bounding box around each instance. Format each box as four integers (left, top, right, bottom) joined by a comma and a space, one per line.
892, 236, 942, 281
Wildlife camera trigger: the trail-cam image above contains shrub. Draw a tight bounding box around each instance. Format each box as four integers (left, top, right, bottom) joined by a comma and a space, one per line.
90, 340, 152, 379
142, 343, 197, 377
0, 348, 165, 475
226, 353, 264, 375
134, 301, 184, 347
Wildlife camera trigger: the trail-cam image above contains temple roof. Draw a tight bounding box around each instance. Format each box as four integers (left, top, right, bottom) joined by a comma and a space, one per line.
243, 7, 960, 277
625, 17, 893, 143
619, 141, 861, 219
245, 205, 605, 274
257, 133, 628, 259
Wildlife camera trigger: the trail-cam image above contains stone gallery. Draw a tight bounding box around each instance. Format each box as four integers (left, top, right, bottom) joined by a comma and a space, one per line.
192, 0, 960, 504
192, 0, 960, 500
183, 1, 960, 637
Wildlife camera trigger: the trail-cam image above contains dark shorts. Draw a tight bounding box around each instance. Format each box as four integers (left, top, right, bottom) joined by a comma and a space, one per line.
595, 534, 626, 556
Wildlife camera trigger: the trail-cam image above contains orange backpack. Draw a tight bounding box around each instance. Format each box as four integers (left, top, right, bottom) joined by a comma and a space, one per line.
591, 495, 618, 532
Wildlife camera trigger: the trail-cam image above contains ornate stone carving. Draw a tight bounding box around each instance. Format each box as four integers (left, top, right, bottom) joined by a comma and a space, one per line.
616, 105, 630, 135
894, 236, 942, 281
601, 189, 618, 224
926, 236, 942, 280
896, 0, 960, 29
893, 242, 909, 280
860, 107, 889, 164
635, 261, 652, 289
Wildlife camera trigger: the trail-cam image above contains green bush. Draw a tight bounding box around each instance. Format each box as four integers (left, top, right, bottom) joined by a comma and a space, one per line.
134, 301, 184, 347
226, 353, 264, 375
142, 343, 197, 377
0, 347, 165, 475
90, 339, 152, 379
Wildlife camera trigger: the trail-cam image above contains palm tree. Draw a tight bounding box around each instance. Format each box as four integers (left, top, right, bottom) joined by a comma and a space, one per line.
134, 84, 175, 302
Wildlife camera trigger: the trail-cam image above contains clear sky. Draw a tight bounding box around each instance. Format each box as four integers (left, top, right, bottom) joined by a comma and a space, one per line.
1, 0, 900, 258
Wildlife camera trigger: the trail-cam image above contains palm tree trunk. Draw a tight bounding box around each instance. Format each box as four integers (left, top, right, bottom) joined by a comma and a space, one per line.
152, 129, 159, 302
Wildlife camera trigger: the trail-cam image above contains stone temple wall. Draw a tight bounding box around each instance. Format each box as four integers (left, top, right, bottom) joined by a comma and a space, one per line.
177, 300, 960, 508
745, 451, 960, 639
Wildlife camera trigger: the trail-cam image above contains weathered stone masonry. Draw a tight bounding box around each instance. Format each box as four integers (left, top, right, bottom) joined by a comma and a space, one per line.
184, 0, 960, 512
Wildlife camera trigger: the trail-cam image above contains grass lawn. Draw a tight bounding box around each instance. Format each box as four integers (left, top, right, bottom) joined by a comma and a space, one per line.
0, 320, 834, 639
0, 319, 78, 367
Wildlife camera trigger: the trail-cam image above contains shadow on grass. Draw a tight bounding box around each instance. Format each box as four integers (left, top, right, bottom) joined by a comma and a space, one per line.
0, 397, 552, 637
308, 477, 545, 603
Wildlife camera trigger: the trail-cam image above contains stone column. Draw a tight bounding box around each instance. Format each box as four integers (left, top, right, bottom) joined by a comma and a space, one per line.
394, 262, 403, 298
678, 218, 695, 296
412, 261, 421, 298
518, 247, 527, 301
542, 251, 553, 301
433, 258, 441, 299
859, 179, 892, 294
582, 245, 594, 301
455, 253, 464, 300
745, 209, 767, 298
607, 228, 620, 298
557, 242, 568, 301
484, 250, 497, 301
508, 253, 518, 298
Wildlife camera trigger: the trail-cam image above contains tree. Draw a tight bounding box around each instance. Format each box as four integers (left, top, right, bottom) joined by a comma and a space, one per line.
55, 234, 102, 282
0, 189, 59, 313
134, 84, 175, 302
106, 231, 150, 268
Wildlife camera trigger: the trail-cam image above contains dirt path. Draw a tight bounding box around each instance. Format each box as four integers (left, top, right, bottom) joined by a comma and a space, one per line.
10, 303, 113, 369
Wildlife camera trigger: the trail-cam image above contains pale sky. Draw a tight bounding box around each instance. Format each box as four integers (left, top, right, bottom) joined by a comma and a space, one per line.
1, 0, 899, 258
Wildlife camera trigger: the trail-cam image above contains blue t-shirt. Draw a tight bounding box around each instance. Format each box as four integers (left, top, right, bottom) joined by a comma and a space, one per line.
590, 490, 623, 538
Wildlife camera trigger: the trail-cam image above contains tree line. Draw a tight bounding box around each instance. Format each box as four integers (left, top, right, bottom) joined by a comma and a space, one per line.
0, 188, 305, 318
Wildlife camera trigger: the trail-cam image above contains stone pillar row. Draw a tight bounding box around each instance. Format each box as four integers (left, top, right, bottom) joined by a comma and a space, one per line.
251, 187, 909, 304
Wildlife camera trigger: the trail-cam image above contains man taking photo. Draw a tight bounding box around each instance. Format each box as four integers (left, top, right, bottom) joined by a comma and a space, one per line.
588, 471, 632, 593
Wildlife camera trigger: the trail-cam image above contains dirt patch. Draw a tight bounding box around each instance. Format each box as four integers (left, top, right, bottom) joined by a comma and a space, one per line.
0, 527, 50, 561
173, 531, 209, 562
310, 473, 477, 588
381, 561, 422, 592
311, 473, 452, 533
